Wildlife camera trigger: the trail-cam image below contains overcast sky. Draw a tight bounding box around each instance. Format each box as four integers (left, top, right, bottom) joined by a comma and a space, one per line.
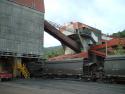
44, 0, 125, 47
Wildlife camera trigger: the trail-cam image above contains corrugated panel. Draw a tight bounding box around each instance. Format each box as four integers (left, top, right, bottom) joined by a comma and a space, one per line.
8, 0, 45, 12
0, 0, 44, 57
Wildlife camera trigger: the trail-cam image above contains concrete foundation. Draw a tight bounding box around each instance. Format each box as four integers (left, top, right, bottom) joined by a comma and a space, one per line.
13, 58, 22, 77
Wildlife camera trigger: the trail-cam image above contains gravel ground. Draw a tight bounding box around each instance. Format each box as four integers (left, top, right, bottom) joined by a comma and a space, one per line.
0, 79, 125, 94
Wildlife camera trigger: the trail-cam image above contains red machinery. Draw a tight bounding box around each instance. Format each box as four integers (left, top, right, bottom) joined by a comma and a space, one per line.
91, 38, 125, 50
0, 73, 13, 81
90, 38, 125, 57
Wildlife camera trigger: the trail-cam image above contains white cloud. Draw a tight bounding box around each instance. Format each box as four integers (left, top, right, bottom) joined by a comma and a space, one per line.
44, 32, 61, 47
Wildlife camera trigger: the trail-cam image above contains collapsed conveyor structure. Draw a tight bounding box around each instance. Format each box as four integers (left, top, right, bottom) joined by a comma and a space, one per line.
44, 20, 97, 59
44, 20, 80, 52
44, 20, 125, 60
44, 20, 101, 59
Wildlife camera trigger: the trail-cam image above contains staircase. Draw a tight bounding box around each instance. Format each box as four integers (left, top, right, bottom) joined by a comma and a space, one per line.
17, 63, 30, 79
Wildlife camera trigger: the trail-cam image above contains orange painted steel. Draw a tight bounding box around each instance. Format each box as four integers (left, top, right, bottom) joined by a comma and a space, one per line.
90, 50, 106, 58
91, 38, 125, 50
90, 38, 125, 58
48, 38, 125, 61
49, 52, 88, 61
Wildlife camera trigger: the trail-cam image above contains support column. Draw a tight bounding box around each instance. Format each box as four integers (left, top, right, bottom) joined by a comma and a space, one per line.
13, 58, 22, 78
92, 54, 97, 64
82, 38, 89, 52
0, 59, 2, 73
64, 46, 75, 54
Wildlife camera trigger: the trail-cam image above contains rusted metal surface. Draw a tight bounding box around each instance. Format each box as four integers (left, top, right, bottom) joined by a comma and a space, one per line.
44, 59, 84, 76
60, 22, 101, 33
44, 20, 80, 52
0, 73, 13, 79
104, 55, 125, 79
8, 0, 45, 12
90, 38, 125, 58
91, 38, 125, 50
48, 52, 88, 61
90, 50, 106, 58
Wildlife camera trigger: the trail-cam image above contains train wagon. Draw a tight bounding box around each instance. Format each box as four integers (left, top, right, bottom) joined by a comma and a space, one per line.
43, 59, 84, 78
104, 55, 125, 82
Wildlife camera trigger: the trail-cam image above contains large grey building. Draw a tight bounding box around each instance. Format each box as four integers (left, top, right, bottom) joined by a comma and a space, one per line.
0, 0, 44, 58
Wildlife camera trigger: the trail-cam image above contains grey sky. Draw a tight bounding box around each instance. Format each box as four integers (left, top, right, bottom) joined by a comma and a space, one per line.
44, 0, 125, 47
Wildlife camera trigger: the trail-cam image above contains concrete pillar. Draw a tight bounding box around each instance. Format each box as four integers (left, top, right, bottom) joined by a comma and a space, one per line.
82, 38, 89, 52
13, 58, 22, 78
0, 64, 2, 73
64, 46, 75, 55
93, 54, 97, 63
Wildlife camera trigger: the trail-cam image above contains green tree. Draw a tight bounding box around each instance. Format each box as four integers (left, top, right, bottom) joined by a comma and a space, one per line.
43, 46, 64, 59
112, 29, 125, 38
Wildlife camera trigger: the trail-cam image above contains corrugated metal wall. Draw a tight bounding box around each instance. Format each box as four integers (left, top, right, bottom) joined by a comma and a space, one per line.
7, 0, 45, 12
0, 0, 44, 57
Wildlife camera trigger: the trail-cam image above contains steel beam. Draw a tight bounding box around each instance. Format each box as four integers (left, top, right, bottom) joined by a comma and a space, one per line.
44, 20, 80, 52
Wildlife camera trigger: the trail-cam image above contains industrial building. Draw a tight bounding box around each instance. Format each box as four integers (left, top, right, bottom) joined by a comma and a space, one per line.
0, 0, 125, 82
0, 1, 125, 94
0, 0, 44, 79
59, 22, 101, 54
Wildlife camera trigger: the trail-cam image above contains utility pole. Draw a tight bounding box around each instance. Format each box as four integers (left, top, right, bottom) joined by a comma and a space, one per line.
105, 34, 108, 57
